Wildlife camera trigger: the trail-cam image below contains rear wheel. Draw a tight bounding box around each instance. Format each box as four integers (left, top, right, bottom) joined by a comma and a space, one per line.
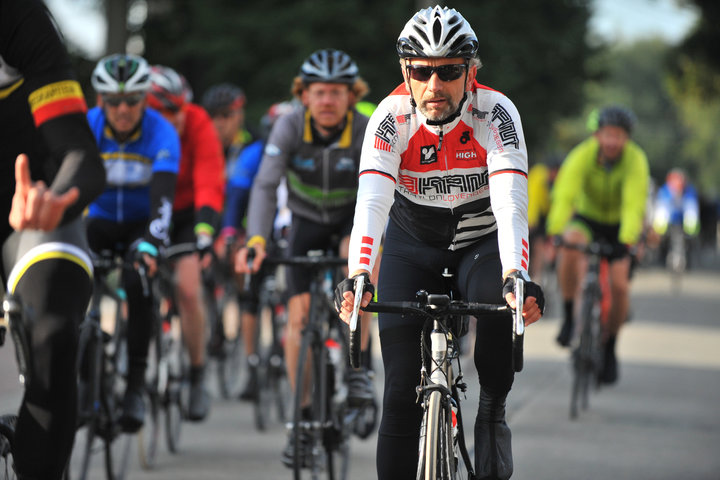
213, 289, 244, 399
137, 387, 160, 468
139, 324, 163, 469
254, 307, 289, 430
164, 325, 186, 454
104, 330, 131, 480
0, 415, 17, 480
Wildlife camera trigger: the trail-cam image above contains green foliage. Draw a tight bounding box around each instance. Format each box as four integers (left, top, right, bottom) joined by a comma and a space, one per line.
667, 58, 720, 195
139, 0, 593, 157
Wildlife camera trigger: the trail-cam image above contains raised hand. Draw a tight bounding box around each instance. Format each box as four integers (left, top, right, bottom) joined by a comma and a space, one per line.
8, 154, 79, 231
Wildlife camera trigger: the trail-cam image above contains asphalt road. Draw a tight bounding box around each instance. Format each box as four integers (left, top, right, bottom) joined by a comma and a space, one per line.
1, 256, 719, 479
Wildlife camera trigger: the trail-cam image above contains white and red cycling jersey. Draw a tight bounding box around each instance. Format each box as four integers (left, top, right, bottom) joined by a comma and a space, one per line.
348, 80, 530, 277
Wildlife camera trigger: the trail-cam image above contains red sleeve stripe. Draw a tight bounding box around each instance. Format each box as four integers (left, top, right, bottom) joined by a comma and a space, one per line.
489, 168, 527, 179
28, 80, 88, 127
359, 257, 370, 265
522, 238, 529, 249
32, 97, 87, 126
522, 249, 529, 261
521, 259, 528, 270
360, 247, 372, 255
359, 169, 396, 183
374, 137, 392, 152
361, 236, 374, 246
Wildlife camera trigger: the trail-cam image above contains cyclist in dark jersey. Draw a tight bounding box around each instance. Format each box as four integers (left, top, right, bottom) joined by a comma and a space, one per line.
1, 0, 105, 477
235, 48, 376, 467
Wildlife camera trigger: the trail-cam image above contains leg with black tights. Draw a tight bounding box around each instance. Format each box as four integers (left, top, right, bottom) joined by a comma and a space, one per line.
122, 263, 154, 392
458, 242, 515, 480
13, 260, 91, 479
374, 220, 449, 480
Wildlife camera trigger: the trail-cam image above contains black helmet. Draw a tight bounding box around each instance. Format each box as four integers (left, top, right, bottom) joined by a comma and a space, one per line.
597, 105, 636, 134
299, 49, 359, 85
201, 83, 246, 116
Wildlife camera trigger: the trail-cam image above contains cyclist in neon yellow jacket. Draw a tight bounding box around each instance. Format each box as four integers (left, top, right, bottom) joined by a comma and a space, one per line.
547, 105, 649, 384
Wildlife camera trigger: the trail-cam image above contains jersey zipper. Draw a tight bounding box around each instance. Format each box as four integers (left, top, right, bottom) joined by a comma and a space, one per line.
438, 126, 455, 215
117, 142, 125, 223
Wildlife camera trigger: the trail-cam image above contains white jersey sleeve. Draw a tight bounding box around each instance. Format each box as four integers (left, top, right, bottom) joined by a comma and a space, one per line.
483, 93, 530, 276
347, 100, 401, 275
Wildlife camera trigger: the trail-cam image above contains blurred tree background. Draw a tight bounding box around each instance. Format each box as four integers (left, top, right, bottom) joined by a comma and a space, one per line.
61, 0, 719, 196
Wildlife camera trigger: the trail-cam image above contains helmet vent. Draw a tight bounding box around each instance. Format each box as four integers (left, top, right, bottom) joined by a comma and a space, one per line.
413, 25, 430, 46
432, 17, 443, 45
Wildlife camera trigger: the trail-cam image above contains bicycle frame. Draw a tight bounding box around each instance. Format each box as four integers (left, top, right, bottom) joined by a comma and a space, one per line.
561, 240, 614, 419
266, 251, 350, 479
361, 280, 522, 480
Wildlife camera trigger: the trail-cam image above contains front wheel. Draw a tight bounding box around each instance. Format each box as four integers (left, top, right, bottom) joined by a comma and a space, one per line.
570, 291, 601, 419
418, 390, 454, 479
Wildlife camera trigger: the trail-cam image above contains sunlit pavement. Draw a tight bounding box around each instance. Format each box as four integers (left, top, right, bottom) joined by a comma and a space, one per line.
1, 261, 718, 479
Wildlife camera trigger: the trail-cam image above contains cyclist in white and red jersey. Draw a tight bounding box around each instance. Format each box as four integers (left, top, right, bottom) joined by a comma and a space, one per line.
335, 6, 544, 479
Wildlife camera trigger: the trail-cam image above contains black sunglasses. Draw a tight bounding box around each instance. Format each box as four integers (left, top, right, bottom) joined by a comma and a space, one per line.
406, 64, 467, 82
102, 93, 145, 107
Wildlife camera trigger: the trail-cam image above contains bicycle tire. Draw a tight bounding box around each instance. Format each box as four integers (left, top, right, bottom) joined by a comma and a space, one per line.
254, 306, 289, 430
138, 316, 163, 469
104, 431, 131, 480
570, 290, 599, 419
0, 415, 17, 480
292, 328, 321, 479
292, 323, 346, 480
73, 320, 103, 480
104, 320, 132, 480
214, 290, 244, 399
137, 385, 160, 468
164, 327, 186, 454
420, 390, 447, 479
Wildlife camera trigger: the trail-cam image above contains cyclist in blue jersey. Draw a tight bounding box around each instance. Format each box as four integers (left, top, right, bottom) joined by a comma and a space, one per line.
652, 168, 700, 250
218, 100, 298, 401
85, 54, 180, 433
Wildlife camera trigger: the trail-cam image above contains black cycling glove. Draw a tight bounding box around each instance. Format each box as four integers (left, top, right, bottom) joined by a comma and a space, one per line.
334, 272, 375, 314
502, 271, 545, 315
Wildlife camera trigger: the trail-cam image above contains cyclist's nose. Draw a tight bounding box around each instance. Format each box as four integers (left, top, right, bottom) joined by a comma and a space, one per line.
426, 73, 442, 91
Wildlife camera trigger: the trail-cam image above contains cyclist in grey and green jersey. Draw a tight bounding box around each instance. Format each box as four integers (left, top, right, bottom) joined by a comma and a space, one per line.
235, 48, 375, 467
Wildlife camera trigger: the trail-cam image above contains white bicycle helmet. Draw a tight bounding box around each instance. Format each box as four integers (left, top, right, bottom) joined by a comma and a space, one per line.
299, 49, 359, 84
147, 65, 187, 112
397, 6, 479, 59
91, 54, 152, 94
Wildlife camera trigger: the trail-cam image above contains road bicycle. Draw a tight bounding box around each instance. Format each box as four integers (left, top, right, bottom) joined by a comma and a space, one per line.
559, 240, 614, 420
274, 250, 358, 480
66, 250, 133, 480
350, 269, 525, 479
246, 254, 290, 431
138, 253, 189, 467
